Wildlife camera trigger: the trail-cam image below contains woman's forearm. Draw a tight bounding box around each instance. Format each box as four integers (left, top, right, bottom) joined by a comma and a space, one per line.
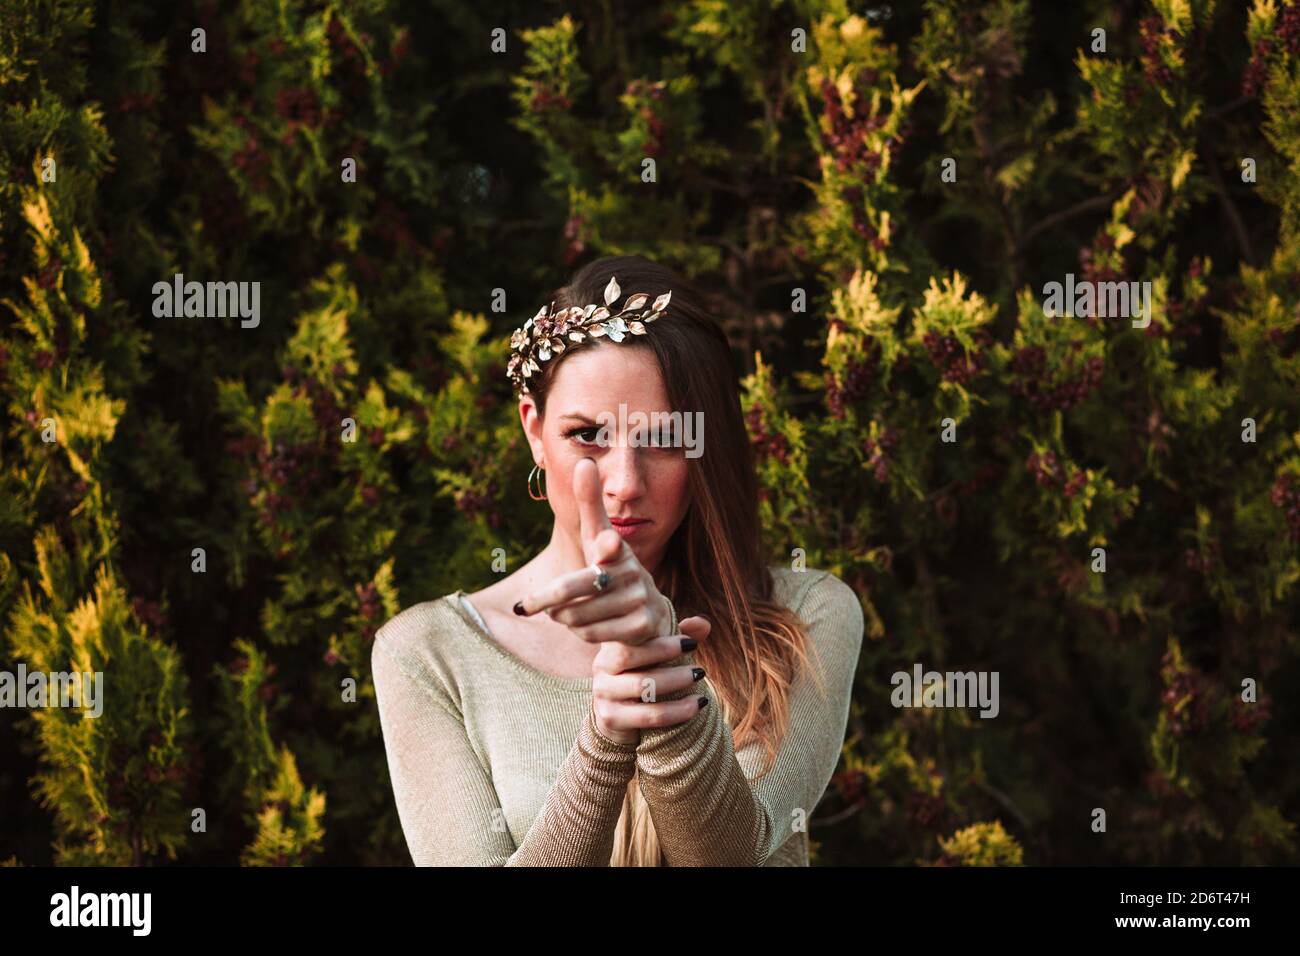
506, 699, 638, 866
634, 676, 770, 866
635, 575, 865, 866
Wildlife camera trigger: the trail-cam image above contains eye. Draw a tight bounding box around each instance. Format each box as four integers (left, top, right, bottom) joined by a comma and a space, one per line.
649, 421, 679, 448
563, 425, 604, 446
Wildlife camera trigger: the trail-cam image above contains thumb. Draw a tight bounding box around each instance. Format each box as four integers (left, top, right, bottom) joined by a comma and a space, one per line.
572, 458, 635, 570
573, 458, 613, 552
591, 527, 625, 566
678, 616, 711, 640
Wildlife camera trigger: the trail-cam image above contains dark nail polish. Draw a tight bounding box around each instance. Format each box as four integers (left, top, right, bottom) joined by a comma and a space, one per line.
691, 667, 705, 681
680, 638, 697, 652
697, 696, 709, 710
513, 601, 527, 616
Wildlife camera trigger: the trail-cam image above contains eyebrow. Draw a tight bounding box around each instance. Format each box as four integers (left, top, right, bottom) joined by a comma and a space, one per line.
556, 413, 598, 424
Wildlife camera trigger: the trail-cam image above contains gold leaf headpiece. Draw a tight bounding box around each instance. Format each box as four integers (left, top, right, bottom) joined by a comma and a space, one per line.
506, 276, 672, 396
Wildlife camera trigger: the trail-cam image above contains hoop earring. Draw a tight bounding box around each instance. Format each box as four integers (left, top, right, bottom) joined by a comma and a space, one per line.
528, 463, 548, 501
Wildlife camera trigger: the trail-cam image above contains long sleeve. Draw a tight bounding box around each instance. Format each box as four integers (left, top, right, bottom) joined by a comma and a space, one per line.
371, 633, 637, 866
635, 571, 865, 866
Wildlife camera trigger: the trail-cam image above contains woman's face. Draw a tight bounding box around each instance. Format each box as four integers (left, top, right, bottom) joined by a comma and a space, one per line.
521, 343, 692, 574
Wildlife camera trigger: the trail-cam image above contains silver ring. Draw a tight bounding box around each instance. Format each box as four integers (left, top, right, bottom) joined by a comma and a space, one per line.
592, 567, 611, 592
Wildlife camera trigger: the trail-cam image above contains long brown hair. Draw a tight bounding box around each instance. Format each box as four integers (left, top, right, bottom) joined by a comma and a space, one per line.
526, 254, 825, 866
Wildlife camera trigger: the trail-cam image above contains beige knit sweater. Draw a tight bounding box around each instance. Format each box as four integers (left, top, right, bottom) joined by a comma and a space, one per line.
371, 566, 864, 866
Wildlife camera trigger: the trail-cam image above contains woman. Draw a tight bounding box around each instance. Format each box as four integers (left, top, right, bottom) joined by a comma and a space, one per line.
372, 254, 864, 866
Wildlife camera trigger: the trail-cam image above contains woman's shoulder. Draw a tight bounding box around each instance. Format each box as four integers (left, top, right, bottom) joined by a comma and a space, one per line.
375, 592, 458, 641
766, 564, 860, 613
371, 593, 475, 681
766, 565, 865, 648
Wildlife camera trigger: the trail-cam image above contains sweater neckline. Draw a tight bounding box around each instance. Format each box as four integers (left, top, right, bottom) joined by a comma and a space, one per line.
447, 591, 594, 693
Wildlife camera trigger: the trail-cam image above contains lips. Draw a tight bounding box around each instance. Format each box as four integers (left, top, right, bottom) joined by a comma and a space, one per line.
610, 517, 650, 540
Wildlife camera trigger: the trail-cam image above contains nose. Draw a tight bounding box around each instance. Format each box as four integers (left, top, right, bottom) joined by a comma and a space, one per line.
601, 443, 647, 504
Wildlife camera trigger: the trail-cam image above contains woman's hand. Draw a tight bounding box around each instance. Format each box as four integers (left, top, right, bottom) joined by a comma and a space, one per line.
589, 616, 712, 745
515, 458, 673, 645
515, 457, 709, 744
